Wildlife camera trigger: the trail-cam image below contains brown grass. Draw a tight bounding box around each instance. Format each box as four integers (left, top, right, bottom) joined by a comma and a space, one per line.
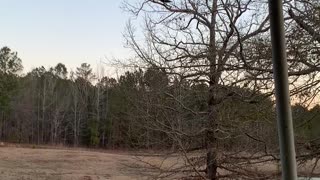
0, 144, 319, 179
0, 145, 141, 180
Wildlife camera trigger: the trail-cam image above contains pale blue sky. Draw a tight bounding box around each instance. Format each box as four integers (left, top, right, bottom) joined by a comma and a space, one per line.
0, 0, 132, 73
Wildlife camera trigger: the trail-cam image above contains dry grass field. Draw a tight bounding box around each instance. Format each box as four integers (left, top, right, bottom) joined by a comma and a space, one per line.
0, 144, 319, 180
0, 145, 143, 180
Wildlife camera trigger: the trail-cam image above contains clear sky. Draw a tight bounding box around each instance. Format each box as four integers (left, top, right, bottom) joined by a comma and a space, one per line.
0, 0, 132, 74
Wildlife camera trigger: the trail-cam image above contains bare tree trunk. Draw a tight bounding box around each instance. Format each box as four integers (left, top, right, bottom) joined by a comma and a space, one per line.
102, 129, 105, 147
96, 80, 100, 146
77, 113, 81, 146
74, 103, 77, 147
37, 91, 41, 145
42, 80, 46, 143
206, 1, 219, 179
31, 117, 34, 144
0, 112, 3, 141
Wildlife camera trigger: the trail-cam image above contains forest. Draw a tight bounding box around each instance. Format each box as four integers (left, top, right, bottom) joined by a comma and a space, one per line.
0, 46, 317, 149
0, 0, 320, 179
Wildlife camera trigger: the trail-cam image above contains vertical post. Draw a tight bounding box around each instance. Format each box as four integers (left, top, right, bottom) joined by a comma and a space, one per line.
268, 0, 298, 179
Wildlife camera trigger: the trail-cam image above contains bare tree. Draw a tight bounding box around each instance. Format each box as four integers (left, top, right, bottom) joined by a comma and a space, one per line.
288, 0, 320, 43
122, 0, 320, 179
122, 0, 274, 179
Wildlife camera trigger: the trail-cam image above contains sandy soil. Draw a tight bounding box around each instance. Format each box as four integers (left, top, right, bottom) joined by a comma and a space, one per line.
0, 146, 142, 180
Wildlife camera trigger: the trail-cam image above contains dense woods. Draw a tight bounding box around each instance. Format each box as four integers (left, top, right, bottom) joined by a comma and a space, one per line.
0, 0, 320, 179
0, 51, 275, 148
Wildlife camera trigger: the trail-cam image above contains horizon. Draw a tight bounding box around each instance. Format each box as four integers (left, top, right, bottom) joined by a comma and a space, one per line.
0, 0, 133, 74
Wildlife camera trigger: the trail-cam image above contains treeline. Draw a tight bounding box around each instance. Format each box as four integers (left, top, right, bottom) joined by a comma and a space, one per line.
0, 46, 318, 150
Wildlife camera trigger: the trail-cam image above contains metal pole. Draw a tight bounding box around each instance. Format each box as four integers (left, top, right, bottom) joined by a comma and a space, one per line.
268, 0, 298, 179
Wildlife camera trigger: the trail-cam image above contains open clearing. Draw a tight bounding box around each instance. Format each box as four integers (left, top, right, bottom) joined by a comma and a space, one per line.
0, 146, 319, 180
0, 146, 143, 180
